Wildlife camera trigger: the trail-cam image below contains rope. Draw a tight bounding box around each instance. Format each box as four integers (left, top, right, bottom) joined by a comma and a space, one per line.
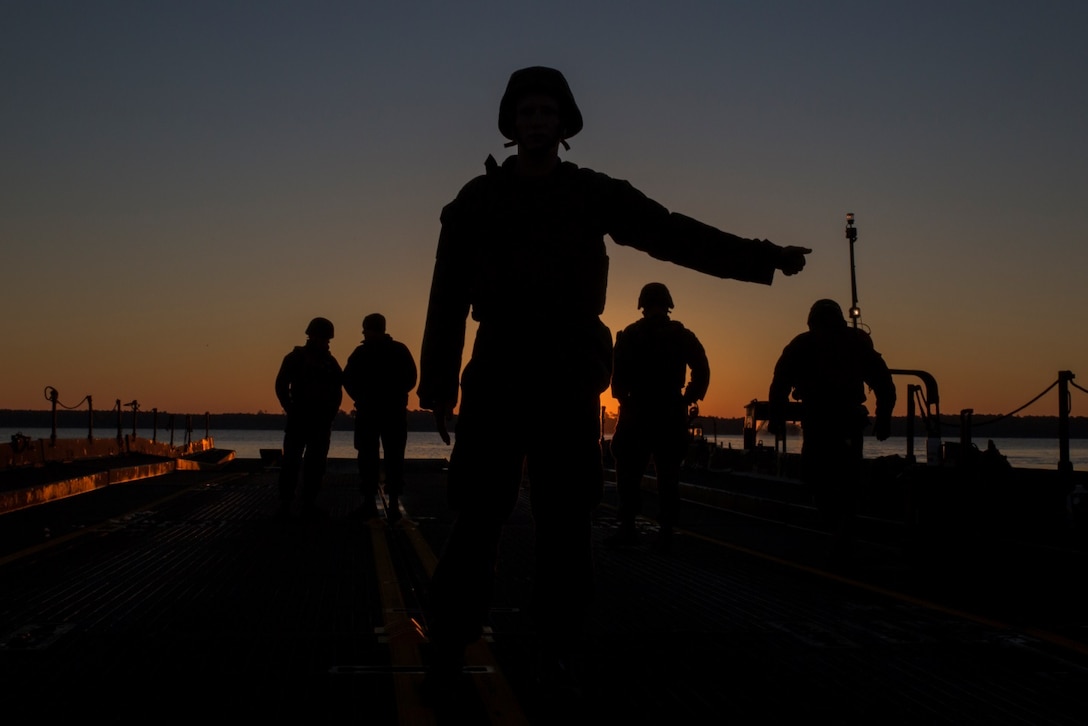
43, 386, 91, 411
1072, 379, 1088, 395
974, 379, 1059, 427
937, 379, 1059, 429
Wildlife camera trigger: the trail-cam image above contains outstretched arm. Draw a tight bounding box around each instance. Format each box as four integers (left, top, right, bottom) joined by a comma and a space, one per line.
594, 171, 812, 284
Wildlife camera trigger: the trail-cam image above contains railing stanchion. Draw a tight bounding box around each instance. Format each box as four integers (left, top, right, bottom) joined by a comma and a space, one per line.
960, 409, 973, 463
48, 387, 59, 446
1058, 370, 1074, 476
905, 384, 918, 464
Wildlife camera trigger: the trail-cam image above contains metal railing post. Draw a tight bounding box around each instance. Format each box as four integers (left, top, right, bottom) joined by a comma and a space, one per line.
960, 409, 973, 458
905, 384, 918, 464
129, 400, 139, 439
48, 387, 59, 446
888, 369, 941, 465
1058, 370, 1074, 475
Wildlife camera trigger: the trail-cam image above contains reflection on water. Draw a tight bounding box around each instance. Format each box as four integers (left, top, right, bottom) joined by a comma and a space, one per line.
701, 434, 1088, 471
0, 428, 456, 463
3, 428, 1087, 471
215, 429, 458, 461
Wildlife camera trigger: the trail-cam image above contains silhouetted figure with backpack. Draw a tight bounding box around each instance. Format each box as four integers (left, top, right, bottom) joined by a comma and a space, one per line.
342, 313, 418, 523
275, 317, 343, 519
417, 65, 812, 701
606, 282, 709, 554
768, 299, 895, 564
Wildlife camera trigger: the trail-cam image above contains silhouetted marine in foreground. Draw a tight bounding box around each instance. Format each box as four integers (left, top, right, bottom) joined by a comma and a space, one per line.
342, 313, 418, 523
607, 282, 709, 554
274, 316, 343, 518
417, 65, 812, 699
768, 299, 896, 563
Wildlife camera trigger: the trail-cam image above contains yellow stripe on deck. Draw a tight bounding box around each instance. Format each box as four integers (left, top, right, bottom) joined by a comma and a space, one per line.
368, 516, 435, 725
390, 509, 530, 725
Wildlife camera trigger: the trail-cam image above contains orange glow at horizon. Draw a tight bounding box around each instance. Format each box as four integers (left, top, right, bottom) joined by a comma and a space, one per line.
4, 5, 1088, 426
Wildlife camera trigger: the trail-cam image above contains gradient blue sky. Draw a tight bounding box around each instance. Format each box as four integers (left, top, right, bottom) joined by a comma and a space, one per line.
3, 1, 1087, 421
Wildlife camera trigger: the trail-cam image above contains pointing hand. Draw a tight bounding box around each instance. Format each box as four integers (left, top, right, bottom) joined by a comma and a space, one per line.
778, 245, 812, 276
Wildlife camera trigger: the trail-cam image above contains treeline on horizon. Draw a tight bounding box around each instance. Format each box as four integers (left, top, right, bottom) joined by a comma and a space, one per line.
3, 409, 1088, 439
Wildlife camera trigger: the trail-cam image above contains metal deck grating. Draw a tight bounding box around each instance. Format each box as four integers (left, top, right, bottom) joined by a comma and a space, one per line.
0, 459, 1085, 723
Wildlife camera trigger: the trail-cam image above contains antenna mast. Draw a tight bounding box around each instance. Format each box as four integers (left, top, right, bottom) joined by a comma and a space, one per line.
845, 212, 860, 328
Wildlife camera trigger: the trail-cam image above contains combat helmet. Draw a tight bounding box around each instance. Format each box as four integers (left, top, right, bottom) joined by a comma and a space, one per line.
806, 299, 846, 331
638, 282, 674, 310
498, 66, 583, 142
305, 316, 335, 340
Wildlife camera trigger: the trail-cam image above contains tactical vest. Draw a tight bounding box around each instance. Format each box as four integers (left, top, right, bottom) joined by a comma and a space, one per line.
453, 156, 610, 326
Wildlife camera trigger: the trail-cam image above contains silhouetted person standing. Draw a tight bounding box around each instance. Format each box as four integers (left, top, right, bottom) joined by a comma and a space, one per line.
275, 316, 343, 518
417, 65, 811, 697
606, 282, 709, 554
768, 299, 896, 562
342, 313, 418, 523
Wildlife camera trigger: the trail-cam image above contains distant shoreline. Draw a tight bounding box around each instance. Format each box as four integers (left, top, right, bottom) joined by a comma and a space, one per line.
3, 409, 1087, 439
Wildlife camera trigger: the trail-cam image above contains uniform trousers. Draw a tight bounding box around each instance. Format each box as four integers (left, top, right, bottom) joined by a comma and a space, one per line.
278, 419, 333, 508
354, 409, 409, 499
425, 382, 604, 654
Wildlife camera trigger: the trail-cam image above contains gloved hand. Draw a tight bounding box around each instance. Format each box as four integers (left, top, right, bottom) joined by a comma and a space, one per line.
776, 245, 813, 276
873, 416, 891, 441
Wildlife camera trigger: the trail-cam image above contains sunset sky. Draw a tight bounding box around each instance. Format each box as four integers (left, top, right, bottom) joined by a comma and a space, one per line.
3, 1, 1087, 423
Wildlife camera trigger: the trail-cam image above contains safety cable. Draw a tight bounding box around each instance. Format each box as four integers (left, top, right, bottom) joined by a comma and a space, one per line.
43, 386, 91, 410
972, 379, 1059, 428
936, 379, 1059, 429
